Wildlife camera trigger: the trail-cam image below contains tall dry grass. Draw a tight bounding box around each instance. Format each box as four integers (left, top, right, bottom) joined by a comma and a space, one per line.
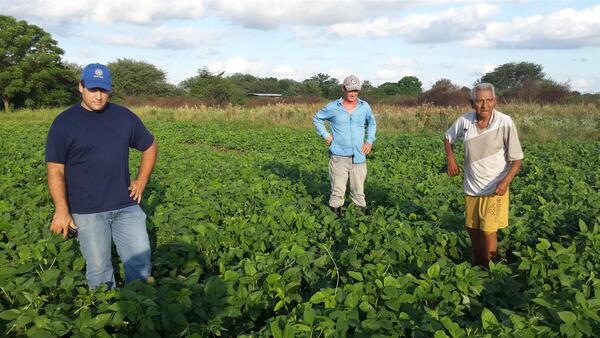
1, 102, 598, 142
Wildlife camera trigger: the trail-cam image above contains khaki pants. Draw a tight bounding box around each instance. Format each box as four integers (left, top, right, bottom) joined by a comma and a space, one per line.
329, 155, 367, 208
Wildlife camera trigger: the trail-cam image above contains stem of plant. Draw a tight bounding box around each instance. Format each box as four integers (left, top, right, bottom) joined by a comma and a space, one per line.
321, 244, 339, 296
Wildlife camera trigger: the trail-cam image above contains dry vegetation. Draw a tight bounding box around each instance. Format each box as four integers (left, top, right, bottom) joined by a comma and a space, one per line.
2, 103, 599, 142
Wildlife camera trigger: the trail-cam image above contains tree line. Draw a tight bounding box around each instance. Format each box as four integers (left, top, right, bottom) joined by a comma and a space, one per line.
1, 15, 598, 111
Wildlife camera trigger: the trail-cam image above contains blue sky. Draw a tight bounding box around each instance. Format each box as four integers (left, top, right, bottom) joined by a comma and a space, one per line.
3, 0, 599, 92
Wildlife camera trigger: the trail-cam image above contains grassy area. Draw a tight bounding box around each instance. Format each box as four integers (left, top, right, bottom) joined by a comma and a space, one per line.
2, 121, 599, 336
2, 102, 599, 142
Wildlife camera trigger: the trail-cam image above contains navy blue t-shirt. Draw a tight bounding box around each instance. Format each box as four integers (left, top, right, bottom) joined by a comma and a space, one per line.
45, 103, 154, 214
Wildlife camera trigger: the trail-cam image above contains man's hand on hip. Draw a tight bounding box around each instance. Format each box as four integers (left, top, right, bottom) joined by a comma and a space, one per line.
50, 211, 76, 239
129, 180, 147, 203
361, 143, 372, 155
326, 135, 333, 145
495, 179, 509, 196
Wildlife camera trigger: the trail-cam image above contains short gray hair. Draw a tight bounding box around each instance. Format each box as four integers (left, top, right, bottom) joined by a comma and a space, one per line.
471, 83, 495, 101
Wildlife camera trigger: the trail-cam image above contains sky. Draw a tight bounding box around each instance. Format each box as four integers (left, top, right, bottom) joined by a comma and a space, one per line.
2, 0, 600, 93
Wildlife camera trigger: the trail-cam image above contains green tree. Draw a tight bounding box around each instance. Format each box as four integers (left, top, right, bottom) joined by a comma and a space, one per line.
107, 58, 175, 99
397, 76, 422, 96
281, 80, 302, 96
378, 82, 402, 96
255, 77, 281, 94
300, 80, 322, 97
226, 74, 293, 96
63, 62, 83, 77
309, 73, 339, 99
0, 15, 77, 111
359, 80, 375, 96
227, 73, 259, 94
277, 78, 300, 96
180, 68, 241, 106
480, 62, 545, 96
370, 76, 422, 98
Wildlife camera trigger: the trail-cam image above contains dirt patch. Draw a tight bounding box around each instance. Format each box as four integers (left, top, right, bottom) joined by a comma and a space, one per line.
209, 144, 244, 154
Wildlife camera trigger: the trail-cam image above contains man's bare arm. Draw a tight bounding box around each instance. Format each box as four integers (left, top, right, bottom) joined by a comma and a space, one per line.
129, 141, 157, 203
444, 138, 460, 176
47, 162, 76, 238
495, 159, 522, 195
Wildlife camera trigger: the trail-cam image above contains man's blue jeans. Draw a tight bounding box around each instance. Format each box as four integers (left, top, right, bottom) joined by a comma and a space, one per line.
72, 204, 151, 289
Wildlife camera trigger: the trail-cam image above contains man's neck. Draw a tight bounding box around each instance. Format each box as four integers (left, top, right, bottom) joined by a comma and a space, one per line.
476, 111, 493, 127
342, 98, 357, 106
80, 102, 108, 112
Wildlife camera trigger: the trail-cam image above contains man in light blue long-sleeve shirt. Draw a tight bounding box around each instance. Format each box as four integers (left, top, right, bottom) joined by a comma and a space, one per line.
313, 74, 377, 216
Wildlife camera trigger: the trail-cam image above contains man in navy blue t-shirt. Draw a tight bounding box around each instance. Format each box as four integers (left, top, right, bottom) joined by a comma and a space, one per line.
45, 63, 158, 289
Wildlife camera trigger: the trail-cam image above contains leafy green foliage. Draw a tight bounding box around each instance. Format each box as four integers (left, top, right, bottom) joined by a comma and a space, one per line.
0, 15, 78, 111
0, 120, 599, 336
309, 73, 340, 100
478, 62, 573, 104
481, 62, 545, 96
228, 74, 282, 95
180, 68, 243, 106
108, 58, 176, 99
372, 76, 423, 97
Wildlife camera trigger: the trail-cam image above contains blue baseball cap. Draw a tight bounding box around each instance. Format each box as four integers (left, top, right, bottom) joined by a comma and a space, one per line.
81, 63, 112, 91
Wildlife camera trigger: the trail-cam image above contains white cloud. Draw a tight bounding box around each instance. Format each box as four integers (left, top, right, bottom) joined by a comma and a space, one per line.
466, 5, 600, 49
327, 4, 600, 49
385, 57, 417, 68
364, 57, 418, 85
2, 0, 477, 29
467, 64, 497, 76
328, 69, 354, 81
1, 0, 207, 24
208, 56, 268, 75
570, 78, 595, 91
289, 26, 330, 48
372, 69, 415, 85
272, 65, 297, 78
83, 26, 222, 49
206, 0, 407, 29
329, 4, 500, 42
66, 48, 97, 60
206, 0, 487, 29
204, 60, 351, 83
206, 58, 346, 82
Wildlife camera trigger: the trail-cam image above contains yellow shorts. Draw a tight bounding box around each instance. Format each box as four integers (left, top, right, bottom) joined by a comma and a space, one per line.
465, 191, 509, 233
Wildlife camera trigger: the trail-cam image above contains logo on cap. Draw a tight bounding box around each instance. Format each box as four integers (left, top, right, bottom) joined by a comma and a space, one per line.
94, 69, 104, 78
351, 78, 358, 84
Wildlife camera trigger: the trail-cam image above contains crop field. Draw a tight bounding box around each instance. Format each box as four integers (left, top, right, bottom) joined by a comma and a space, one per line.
1, 110, 599, 337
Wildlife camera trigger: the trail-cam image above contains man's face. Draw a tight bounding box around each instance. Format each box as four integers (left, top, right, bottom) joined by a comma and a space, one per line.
343, 88, 359, 102
79, 82, 110, 111
473, 89, 496, 119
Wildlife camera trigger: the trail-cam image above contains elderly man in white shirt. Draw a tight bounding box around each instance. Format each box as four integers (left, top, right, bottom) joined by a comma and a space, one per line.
444, 82, 523, 267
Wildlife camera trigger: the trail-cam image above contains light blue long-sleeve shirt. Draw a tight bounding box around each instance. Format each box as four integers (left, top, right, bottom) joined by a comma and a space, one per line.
313, 98, 377, 164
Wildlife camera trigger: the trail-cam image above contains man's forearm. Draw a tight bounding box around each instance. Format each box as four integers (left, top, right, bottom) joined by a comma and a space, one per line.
503, 159, 522, 184
314, 121, 330, 139
48, 167, 69, 213
136, 142, 157, 183
366, 112, 376, 143
444, 138, 455, 159
313, 108, 332, 139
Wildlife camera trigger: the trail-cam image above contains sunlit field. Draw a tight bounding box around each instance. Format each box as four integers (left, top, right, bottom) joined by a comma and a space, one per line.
1, 105, 599, 336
